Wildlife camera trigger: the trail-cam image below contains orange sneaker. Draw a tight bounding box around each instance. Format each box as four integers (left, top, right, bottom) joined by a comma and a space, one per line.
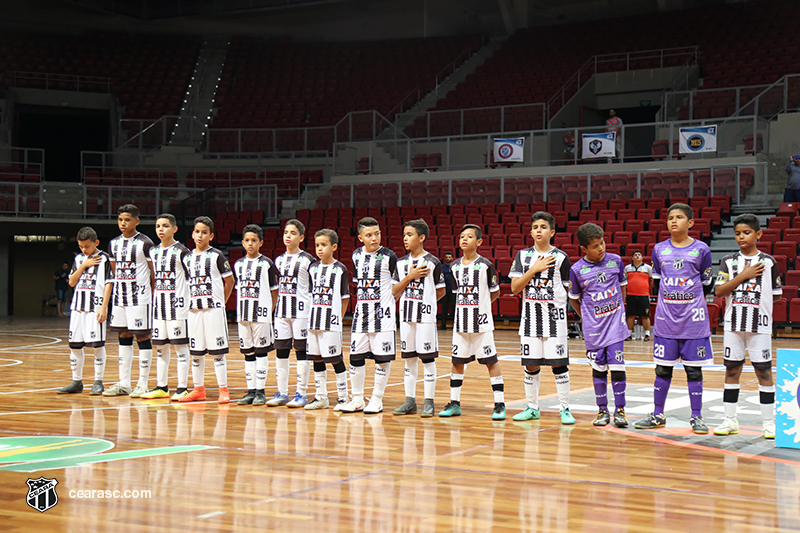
178, 386, 206, 402
218, 387, 230, 404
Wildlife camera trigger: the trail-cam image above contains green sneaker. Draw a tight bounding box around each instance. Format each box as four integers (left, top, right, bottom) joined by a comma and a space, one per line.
438, 400, 461, 417
492, 402, 506, 420
512, 407, 541, 421
560, 408, 576, 425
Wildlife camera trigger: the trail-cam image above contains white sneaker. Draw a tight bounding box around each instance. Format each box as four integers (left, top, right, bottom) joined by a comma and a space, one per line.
303, 397, 330, 410
713, 417, 739, 436
363, 397, 383, 414
102, 383, 132, 397
763, 421, 776, 440
337, 396, 365, 413
130, 384, 148, 398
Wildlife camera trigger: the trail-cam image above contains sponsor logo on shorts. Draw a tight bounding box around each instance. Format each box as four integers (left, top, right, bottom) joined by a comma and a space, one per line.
382, 341, 392, 352
216, 337, 225, 347
556, 344, 565, 356
423, 342, 432, 351
401, 341, 407, 350
615, 350, 624, 362
697, 345, 707, 358
328, 345, 337, 355
259, 337, 268, 346
762, 349, 770, 359
483, 345, 493, 356
90, 332, 96, 339
135, 318, 143, 328
300, 329, 308, 338
174, 327, 182, 336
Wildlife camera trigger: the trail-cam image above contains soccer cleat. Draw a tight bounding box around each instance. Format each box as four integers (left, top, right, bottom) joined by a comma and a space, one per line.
420, 399, 435, 418
690, 415, 708, 434
593, 410, 610, 426
238, 390, 256, 405
338, 396, 366, 413
763, 421, 776, 440
102, 383, 132, 397
393, 397, 418, 415
89, 381, 104, 395
364, 397, 384, 414
713, 417, 740, 436
512, 407, 541, 421
286, 393, 308, 408
634, 412, 666, 429
560, 408, 576, 425
304, 396, 330, 410
252, 390, 267, 405
129, 384, 148, 398
171, 389, 190, 401
57, 380, 83, 394
643, 333, 651, 341
218, 387, 230, 404
613, 408, 629, 428
140, 387, 170, 399
438, 400, 461, 417
266, 392, 290, 407
492, 402, 506, 420
178, 386, 206, 402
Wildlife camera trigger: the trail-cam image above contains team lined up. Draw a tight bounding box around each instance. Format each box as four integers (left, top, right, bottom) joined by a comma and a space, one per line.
58, 203, 781, 437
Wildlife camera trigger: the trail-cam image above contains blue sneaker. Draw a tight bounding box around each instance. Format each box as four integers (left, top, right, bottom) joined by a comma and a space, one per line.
438, 400, 461, 417
512, 407, 541, 421
285, 392, 308, 408
266, 392, 290, 407
492, 402, 506, 420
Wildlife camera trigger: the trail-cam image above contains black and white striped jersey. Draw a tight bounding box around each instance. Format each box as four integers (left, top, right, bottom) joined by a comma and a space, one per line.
351, 246, 398, 333
184, 247, 233, 310
70, 251, 113, 313
149, 242, 191, 321
717, 251, 782, 334
308, 260, 350, 332
509, 246, 571, 338
274, 251, 315, 320
452, 255, 499, 333
234, 254, 279, 324
109, 232, 154, 307
394, 253, 445, 324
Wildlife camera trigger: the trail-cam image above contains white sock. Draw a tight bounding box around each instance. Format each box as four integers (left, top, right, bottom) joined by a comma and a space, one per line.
404, 360, 418, 398
244, 359, 256, 390
760, 384, 776, 423
335, 369, 349, 401
214, 356, 228, 387
175, 345, 189, 389
724, 383, 739, 419
644, 329, 650, 336
296, 360, 311, 395
554, 369, 570, 409
93, 346, 107, 382
351, 364, 366, 399
373, 362, 391, 400
119, 343, 134, 388
524, 371, 541, 410
450, 373, 464, 402
70, 348, 85, 381
255, 356, 268, 390
490, 374, 504, 403
191, 355, 205, 388
314, 369, 328, 399
137, 344, 153, 388
276, 357, 289, 395
156, 345, 171, 388
423, 361, 436, 400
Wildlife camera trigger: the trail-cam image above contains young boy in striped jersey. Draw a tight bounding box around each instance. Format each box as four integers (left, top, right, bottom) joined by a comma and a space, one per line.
272, 219, 315, 408
304, 229, 350, 410
141, 214, 192, 400
510, 212, 574, 425
439, 224, 504, 419
179, 216, 235, 404
340, 217, 399, 414
57, 227, 113, 395
234, 224, 279, 406
392, 219, 446, 417
104, 204, 156, 398
713, 214, 782, 439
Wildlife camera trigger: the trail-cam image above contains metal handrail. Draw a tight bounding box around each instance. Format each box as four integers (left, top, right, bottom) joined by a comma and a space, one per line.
12, 71, 113, 93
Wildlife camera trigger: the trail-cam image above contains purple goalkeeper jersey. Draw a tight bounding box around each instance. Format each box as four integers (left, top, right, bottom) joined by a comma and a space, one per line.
652, 239, 713, 339
569, 253, 628, 351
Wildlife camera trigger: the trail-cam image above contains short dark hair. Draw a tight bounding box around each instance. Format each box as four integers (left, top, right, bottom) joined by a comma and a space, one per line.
631, 250, 643, 257
357, 217, 380, 235
404, 219, 429, 241
285, 219, 306, 236
315, 228, 339, 246
118, 204, 139, 218
733, 213, 760, 231
444, 251, 453, 256
156, 213, 177, 226
194, 216, 214, 234
460, 223, 482, 240
576, 223, 604, 248
77, 226, 98, 241
667, 203, 693, 220
243, 224, 264, 241
531, 211, 555, 229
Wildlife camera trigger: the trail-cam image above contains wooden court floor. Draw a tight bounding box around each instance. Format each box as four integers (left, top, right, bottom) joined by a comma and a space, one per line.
1, 316, 799, 532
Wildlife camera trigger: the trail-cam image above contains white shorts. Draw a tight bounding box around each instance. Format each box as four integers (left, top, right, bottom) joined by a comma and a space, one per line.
452, 331, 497, 365
188, 308, 229, 356
723, 331, 772, 367
274, 317, 309, 351
109, 304, 152, 335
520, 336, 569, 367
307, 330, 343, 362
68, 310, 106, 349
152, 319, 189, 346
400, 322, 438, 359
238, 321, 275, 355
350, 331, 396, 362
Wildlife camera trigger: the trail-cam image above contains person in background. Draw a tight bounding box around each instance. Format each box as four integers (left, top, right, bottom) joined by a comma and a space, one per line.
606, 109, 623, 162
54, 261, 71, 318
784, 155, 800, 203
440, 251, 455, 330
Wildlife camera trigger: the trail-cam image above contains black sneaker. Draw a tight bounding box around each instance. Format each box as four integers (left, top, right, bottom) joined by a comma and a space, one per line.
613, 408, 628, 428
252, 390, 267, 405
690, 415, 708, 434
624, 336, 633, 342
57, 380, 83, 394
238, 390, 256, 405
634, 412, 666, 429
89, 380, 104, 395
593, 410, 610, 426
393, 397, 418, 415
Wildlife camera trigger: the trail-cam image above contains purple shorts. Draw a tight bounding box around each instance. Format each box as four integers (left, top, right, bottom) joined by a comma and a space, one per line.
586, 340, 625, 372
653, 336, 713, 367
